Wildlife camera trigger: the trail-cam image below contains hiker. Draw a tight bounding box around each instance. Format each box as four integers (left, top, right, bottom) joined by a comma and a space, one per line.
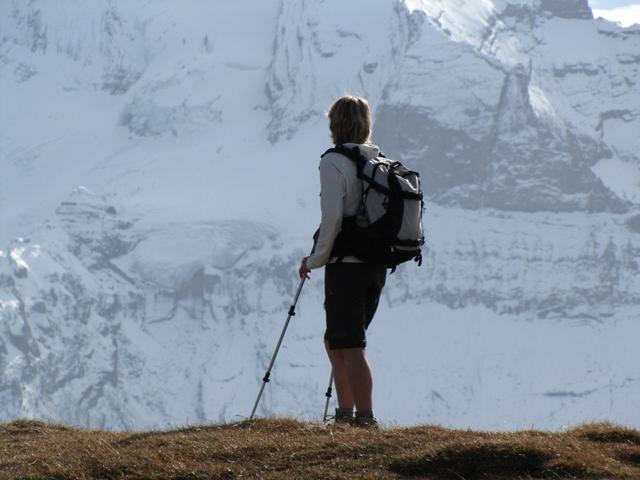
299, 95, 386, 428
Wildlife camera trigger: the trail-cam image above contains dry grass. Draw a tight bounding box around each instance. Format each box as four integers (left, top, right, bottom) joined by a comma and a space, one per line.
1, 418, 639, 479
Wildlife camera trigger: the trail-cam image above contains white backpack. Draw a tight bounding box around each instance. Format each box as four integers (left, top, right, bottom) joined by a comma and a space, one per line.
323, 144, 425, 271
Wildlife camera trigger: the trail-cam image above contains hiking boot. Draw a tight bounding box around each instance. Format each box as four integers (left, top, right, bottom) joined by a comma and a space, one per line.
333, 407, 354, 424
354, 411, 379, 429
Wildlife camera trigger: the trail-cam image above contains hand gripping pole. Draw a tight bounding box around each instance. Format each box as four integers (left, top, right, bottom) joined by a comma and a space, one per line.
249, 275, 306, 420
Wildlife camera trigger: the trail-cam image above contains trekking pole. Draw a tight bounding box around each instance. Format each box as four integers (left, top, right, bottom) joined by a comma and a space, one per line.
249, 275, 307, 420
322, 370, 334, 422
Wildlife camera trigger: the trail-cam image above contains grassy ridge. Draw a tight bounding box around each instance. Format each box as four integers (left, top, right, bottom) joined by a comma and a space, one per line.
1, 418, 639, 479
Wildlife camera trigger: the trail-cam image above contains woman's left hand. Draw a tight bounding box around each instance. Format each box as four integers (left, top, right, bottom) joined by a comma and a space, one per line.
299, 257, 311, 279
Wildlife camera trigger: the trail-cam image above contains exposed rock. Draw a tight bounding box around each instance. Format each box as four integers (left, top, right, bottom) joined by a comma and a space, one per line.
627, 213, 640, 233
540, 0, 593, 20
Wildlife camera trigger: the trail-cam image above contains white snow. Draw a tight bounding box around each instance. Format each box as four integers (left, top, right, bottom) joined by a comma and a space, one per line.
9, 247, 30, 273
592, 156, 640, 203
370, 301, 640, 430
119, 221, 273, 290
404, 0, 497, 47
593, 5, 640, 27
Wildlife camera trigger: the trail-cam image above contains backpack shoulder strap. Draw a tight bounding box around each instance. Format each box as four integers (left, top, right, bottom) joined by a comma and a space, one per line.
322, 144, 368, 177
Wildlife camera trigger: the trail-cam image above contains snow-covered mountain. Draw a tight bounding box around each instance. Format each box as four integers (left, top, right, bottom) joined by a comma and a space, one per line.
1, 0, 639, 431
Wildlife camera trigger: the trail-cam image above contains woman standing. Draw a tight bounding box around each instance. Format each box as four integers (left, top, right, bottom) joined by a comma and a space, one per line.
299, 96, 386, 428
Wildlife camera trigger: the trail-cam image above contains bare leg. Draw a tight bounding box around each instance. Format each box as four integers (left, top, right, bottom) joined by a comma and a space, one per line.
342, 347, 373, 413
325, 340, 355, 410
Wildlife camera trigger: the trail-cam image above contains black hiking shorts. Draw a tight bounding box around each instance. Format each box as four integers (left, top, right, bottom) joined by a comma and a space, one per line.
324, 262, 387, 350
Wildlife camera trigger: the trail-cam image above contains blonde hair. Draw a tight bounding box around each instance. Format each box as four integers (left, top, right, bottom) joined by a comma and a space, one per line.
327, 95, 372, 145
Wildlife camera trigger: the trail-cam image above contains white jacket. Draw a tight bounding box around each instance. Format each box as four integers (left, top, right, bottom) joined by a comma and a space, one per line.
306, 143, 381, 269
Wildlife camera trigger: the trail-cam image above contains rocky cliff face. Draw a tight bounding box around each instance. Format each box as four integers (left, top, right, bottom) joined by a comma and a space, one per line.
540, 0, 593, 20
1, 0, 639, 430
267, 0, 639, 212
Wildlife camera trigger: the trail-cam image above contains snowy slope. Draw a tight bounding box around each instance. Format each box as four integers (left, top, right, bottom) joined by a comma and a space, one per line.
1, 0, 639, 431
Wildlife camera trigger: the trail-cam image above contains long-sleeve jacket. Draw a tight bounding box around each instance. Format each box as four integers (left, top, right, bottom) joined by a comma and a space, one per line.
306, 143, 381, 269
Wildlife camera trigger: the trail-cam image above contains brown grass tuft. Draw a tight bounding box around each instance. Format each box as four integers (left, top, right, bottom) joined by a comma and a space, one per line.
616, 447, 640, 467
569, 421, 640, 446
389, 441, 553, 478
0, 418, 638, 479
